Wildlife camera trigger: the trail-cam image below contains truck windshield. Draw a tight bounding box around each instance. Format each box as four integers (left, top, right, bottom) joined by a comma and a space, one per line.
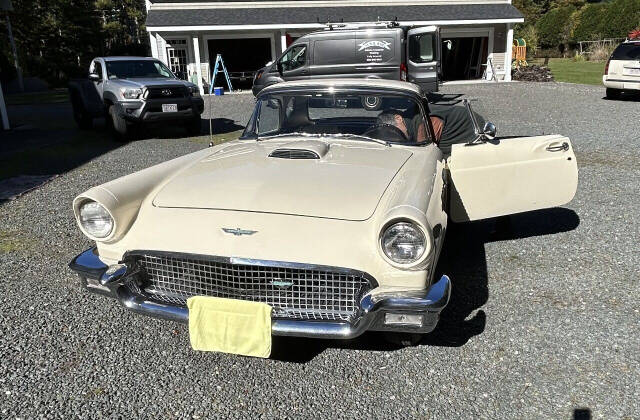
242, 91, 432, 145
105, 60, 175, 79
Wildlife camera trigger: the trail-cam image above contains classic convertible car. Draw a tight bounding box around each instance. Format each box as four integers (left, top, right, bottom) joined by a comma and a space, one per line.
69, 79, 578, 352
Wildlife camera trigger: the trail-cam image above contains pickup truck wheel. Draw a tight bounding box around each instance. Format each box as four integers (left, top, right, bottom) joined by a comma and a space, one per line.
71, 97, 92, 130
108, 105, 131, 141
185, 115, 202, 136
383, 332, 423, 347
606, 88, 621, 100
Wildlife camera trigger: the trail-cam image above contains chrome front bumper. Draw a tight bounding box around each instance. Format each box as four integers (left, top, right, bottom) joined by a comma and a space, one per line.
69, 248, 451, 339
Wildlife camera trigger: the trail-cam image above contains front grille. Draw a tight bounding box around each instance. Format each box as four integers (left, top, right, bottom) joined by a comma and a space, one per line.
145, 86, 187, 99
127, 253, 375, 322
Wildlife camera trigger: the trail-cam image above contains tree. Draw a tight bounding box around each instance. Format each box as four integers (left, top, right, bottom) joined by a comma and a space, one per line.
600, 0, 640, 38
536, 6, 577, 50
0, 0, 148, 86
572, 3, 609, 42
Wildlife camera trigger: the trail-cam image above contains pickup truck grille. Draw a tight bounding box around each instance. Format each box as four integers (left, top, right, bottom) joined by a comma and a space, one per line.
145, 86, 187, 99
126, 252, 375, 322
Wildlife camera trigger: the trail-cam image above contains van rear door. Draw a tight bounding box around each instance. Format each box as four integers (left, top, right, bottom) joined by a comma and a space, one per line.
406, 26, 440, 92
354, 28, 402, 80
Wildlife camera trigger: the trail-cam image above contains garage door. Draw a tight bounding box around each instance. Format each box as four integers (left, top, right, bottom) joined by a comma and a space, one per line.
208, 38, 272, 83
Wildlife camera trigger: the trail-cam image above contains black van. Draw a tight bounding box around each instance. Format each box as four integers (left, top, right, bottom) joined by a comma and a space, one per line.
252, 23, 441, 95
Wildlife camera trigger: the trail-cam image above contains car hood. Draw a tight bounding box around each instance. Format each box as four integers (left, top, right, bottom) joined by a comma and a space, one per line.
114, 78, 193, 88
152, 140, 412, 221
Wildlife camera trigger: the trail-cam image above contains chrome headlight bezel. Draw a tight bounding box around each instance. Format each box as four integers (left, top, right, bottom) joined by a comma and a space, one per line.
379, 220, 429, 266
121, 88, 143, 100
77, 200, 115, 240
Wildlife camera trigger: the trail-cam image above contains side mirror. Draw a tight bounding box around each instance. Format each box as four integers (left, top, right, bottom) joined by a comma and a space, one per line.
482, 122, 497, 140
88, 73, 101, 82
276, 61, 283, 74
443, 40, 452, 51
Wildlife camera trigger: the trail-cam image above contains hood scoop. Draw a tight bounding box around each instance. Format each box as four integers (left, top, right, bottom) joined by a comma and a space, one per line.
269, 140, 329, 160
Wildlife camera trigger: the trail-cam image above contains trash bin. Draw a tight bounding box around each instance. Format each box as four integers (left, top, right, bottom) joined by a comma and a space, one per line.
214, 87, 224, 96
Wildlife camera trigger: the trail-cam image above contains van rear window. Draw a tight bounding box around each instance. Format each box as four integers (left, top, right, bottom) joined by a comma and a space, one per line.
409, 33, 435, 63
611, 43, 640, 60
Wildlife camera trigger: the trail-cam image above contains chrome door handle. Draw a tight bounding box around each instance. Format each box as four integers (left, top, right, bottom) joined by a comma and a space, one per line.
546, 142, 569, 152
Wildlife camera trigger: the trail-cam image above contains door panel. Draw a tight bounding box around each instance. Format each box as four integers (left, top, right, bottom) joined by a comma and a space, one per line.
406, 26, 439, 91
448, 135, 578, 222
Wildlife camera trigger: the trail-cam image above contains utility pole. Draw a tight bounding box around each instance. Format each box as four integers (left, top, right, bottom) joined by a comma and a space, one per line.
2, 0, 23, 92
0, 82, 9, 130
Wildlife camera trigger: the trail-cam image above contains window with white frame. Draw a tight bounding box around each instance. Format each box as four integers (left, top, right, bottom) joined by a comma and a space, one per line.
166, 39, 188, 80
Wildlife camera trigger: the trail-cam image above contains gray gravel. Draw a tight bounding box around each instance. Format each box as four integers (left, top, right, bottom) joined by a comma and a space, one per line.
1, 83, 639, 419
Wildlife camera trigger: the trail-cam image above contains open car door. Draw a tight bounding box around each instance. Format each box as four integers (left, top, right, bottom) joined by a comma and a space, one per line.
448, 135, 578, 222
406, 26, 440, 92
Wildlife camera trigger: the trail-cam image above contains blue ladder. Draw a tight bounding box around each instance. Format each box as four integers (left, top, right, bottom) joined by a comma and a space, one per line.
209, 54, 233, 94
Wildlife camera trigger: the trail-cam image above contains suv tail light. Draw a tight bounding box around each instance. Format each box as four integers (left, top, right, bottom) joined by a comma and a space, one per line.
604, 58, 611, 75
400, 62, 407, 81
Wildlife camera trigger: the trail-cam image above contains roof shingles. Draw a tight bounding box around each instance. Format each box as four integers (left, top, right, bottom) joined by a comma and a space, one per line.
146, 4, 523, 27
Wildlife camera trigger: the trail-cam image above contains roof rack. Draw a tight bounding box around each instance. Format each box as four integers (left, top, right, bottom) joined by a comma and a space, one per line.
324, 20, 400, 31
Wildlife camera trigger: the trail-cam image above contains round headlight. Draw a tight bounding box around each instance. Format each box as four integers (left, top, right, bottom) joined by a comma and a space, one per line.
79, 201, 114, 239
381, 222, 426, 264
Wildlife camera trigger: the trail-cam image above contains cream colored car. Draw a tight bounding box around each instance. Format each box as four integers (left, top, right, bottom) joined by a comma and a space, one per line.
603, 40, 640, 99
69, 79, 578, 347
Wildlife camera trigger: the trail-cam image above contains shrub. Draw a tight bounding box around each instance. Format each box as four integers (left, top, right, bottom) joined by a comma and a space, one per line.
572, 3, 609, 42
588, 41, 616, 61
572, 51, 586, 62
600, 0, 640, 39
516, 25, 540, 56
536, 6, 577, 50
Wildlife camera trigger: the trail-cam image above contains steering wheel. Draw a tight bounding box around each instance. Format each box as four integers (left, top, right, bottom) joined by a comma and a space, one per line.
362, 123, 409, 143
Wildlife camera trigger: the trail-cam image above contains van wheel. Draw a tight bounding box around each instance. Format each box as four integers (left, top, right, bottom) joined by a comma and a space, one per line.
362, 95, 382, 111
606, 88, 621, 100
108, 105, 131, 142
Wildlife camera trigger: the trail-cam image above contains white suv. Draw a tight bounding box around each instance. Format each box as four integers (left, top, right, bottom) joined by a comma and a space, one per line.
603, 39, 640, 99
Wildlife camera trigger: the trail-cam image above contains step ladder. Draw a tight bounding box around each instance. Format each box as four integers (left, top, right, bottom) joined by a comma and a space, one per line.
209, 54, 233, 94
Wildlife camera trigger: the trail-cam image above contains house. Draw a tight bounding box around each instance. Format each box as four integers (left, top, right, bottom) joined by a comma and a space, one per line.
144, 0, 523, 93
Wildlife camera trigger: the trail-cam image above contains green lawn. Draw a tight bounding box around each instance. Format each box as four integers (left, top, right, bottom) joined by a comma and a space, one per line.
530, 58, 606, 86
5, 89, 69, 105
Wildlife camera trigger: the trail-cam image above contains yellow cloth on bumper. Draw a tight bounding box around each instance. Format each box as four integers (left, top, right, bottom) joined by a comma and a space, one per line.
187, 296, 272, 358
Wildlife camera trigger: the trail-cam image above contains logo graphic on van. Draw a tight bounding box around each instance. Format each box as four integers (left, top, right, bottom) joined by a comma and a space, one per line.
358, 40, 391, 51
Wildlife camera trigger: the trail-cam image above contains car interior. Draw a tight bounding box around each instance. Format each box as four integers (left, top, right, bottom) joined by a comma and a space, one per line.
250, 94, 431, 144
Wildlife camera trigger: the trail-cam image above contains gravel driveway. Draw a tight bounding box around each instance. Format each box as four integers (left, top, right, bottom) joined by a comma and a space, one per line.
1, 83, 638, 419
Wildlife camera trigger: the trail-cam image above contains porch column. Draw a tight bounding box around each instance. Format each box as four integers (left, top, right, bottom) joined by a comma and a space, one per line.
280, 29, 287, 53
193, 36, 204, 94
156, 33, 167, 64
504, 24, 513, 82
149, 32, 159, 59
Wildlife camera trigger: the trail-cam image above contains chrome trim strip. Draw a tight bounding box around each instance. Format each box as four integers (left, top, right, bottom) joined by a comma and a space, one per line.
123, 250, 378, 286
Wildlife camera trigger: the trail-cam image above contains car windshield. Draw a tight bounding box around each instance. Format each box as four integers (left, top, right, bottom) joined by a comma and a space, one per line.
611, 43, 640, 60
242, 91, 432, 145
105, 60, 175, 79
